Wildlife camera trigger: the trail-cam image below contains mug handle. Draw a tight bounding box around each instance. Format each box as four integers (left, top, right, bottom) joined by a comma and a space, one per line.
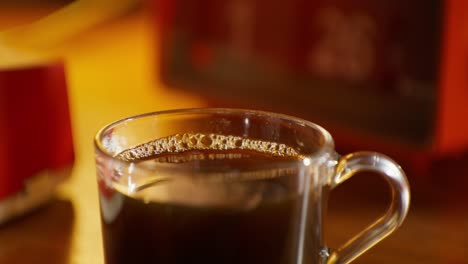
326, 151, 410, 264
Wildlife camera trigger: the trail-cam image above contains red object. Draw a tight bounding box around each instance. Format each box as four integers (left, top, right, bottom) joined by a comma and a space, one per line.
435, 0, 468, 155
0, 61, 74, 199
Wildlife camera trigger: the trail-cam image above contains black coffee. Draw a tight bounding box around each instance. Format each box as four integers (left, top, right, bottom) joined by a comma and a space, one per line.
100, 133, 310, 264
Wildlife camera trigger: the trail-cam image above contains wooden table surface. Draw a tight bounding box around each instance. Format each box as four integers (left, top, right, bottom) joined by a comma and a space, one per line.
0, 5, 467, 264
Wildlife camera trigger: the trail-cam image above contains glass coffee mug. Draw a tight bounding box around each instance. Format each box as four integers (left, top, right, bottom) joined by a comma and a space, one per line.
95, 108, 410, 264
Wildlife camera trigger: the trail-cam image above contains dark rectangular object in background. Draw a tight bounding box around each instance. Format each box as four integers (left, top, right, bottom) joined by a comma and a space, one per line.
153, 0, 468, 174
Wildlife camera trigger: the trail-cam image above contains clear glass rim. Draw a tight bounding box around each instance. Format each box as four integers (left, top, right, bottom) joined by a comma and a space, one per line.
94, 108, 335, 166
